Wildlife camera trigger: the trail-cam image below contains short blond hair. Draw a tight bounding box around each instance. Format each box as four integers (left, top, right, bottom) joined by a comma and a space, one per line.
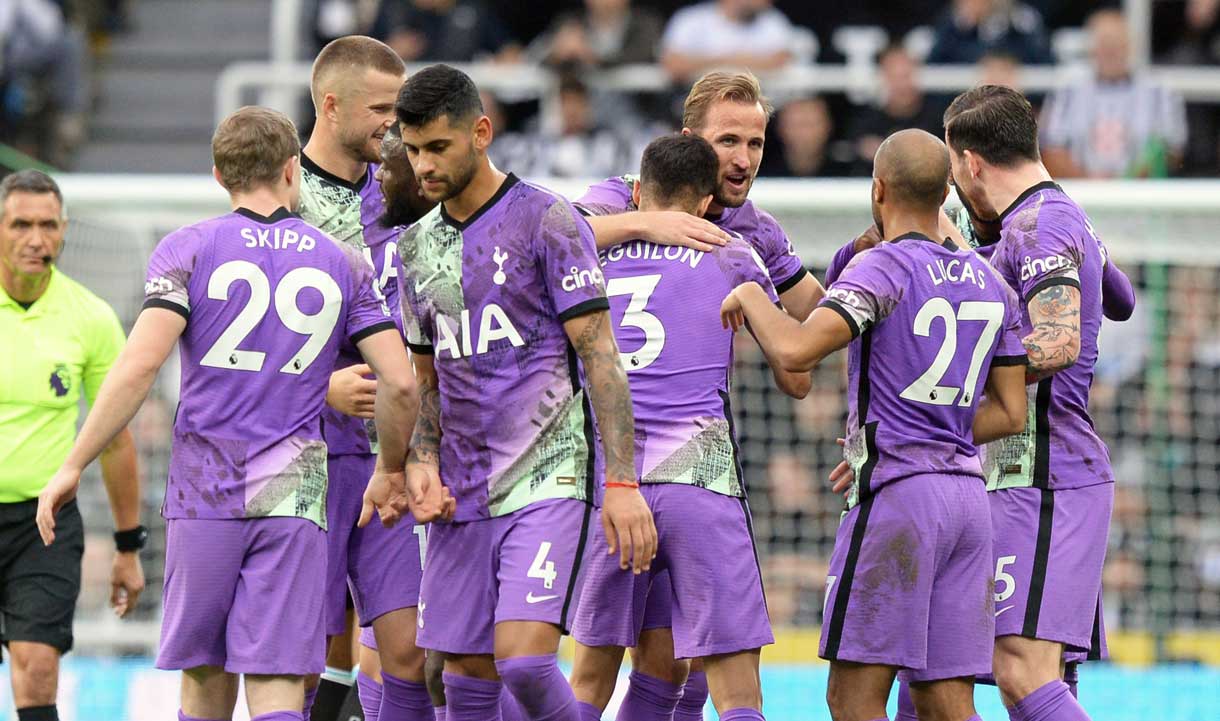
212, 106, 300, 193
311, 35, 406, 108
682, 71, 774, 131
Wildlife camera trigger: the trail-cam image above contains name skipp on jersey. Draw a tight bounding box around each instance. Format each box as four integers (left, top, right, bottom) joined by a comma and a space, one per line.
240, 226, 318, 252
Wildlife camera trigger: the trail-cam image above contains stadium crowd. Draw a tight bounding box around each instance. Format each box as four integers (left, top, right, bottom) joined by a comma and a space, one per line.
3, 0, 1220, 176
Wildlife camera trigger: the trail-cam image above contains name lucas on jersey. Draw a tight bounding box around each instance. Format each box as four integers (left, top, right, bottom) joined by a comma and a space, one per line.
239, 226, 318, 252
926, 258, 986, 289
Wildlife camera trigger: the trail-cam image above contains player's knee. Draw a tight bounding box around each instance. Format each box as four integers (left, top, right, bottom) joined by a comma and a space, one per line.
633, 651, 689, 686
380, 638, 426, 679
824, 673, 854, 721
11, 648, 59, 704
992, 640, 1056, 701
569, 659, 617, 708
424, 652, 447, 706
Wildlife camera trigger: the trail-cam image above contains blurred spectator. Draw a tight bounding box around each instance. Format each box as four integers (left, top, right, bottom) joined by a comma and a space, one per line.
0, 0, 90, 167
1157, 0, 1220, 66
371, 0, 522, 63
313, 0, 382, 47
978, 48, 1023, 88
518, 76, 631, 179
1041, 10, 1187, 178
927, 0, 1054, 65
1155, 0, 1220, 176
846, 45, 945, 174
528, 0, 663, 71
759, 96, 853, 177
660, 0, 814, 81
480, 90, 534, 174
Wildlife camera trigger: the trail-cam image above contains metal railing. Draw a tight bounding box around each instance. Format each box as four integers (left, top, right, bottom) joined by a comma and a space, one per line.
216, 58, 1220, 125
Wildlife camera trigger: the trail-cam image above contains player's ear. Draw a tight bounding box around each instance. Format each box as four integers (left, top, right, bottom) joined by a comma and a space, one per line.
322, 91, 340, 122
473, 115, 493, 152
283, 155, 299, 187
680, 127, 693, 137
630, 181, 641, 208
872, 177, 885, 206
964, 150, 982, 179
212, 166, 227, 192
940, 182, 950, 205
696, 194, 713, 218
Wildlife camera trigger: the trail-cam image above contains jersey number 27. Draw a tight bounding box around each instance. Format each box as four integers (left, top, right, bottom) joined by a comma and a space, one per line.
899, 298, 1004, 407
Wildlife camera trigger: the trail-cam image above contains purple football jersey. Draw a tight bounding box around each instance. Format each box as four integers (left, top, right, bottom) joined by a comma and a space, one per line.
398, 174, 608, 522
599, 234, 777, 497
144, 207, 395, 526
576, 175, 808, 295
820, 233, 1027, 507
986, 181, 1114, 490
298, 154, 404, 455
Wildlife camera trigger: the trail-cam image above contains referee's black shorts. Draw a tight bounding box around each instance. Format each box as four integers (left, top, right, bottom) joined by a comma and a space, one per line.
0, 498, 84, 659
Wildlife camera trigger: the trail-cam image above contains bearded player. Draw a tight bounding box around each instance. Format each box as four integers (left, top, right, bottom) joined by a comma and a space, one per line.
295, 36, 437, 721
574, 70, 824, 718
362, 64, 655, 721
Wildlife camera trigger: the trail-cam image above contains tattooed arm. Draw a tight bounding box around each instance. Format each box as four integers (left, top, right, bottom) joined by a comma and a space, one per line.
564, 309, 657, 574
359, 351, 451, 527
1023, 283, 1082, 383
406, 353, 441, 467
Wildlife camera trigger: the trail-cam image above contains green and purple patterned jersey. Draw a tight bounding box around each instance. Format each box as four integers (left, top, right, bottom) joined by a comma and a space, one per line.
298, 154, 403, 456
398, 174, 609, 521
984, 182, 1114, 490
600, 233, 776, 497
143, 207, 395, 527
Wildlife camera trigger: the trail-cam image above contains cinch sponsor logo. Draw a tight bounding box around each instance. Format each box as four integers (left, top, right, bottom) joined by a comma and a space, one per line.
561, 265, 605, 292
144, 277, 174, 295
827, 287, 863, 307
1020, 254, 1070, 282
240, 226, 317, 252
434, 303, 525, 359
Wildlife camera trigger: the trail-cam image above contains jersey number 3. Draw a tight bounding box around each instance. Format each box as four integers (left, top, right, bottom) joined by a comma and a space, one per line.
605, 274, 664, 371
200, 260, 342, 375
899, 298, 1004, 407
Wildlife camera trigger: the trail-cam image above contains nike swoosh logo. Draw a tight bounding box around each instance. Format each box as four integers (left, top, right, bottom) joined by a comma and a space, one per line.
995, 605, 1015, 618
415, 270, 442, 293
526, 592, 559, 604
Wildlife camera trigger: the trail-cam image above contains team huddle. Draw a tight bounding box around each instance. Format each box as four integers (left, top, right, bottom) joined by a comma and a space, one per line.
33, 34, 1127, 721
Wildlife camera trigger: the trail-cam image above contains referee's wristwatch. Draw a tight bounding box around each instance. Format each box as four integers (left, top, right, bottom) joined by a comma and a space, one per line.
114, 525, 148, 553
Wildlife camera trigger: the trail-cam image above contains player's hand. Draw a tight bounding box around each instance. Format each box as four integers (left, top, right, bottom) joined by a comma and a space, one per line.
852, 224, 883, 254
404, 462, 456, 524
720, 288, 747, 331
642, 211, 732, 253
828, 438, 854, 498
110, 550, 145, 618
327, 364, 377, 419
359, 468, 410, 528
601, 485, 657, 574
35, 467, 82, 546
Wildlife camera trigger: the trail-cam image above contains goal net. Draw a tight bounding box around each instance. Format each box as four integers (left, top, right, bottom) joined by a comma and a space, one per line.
46, 175, 1220, 719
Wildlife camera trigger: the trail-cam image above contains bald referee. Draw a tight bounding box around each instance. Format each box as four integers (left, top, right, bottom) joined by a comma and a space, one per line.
0, 170, 145, 721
